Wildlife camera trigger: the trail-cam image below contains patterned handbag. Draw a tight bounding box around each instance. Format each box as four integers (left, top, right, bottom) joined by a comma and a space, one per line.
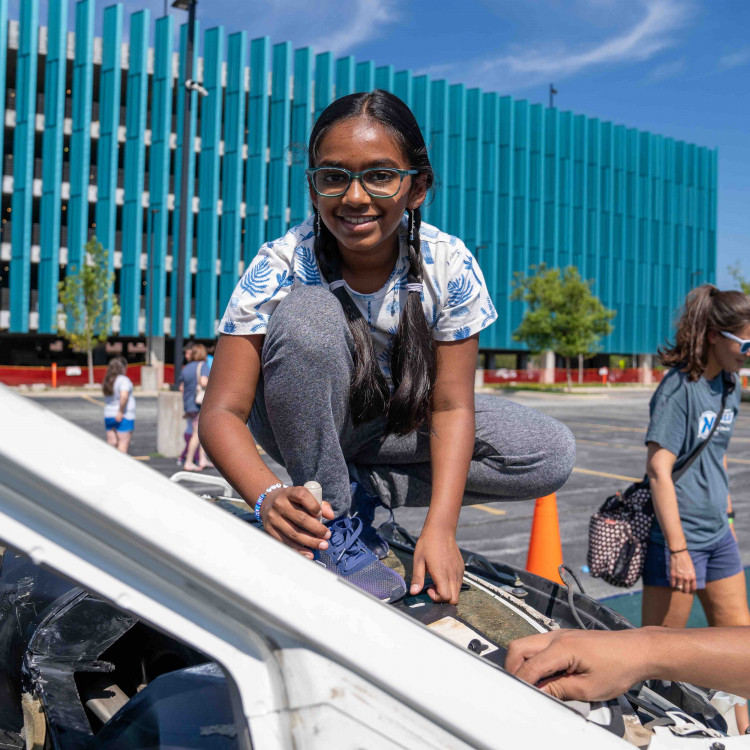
587, 382, 728, 588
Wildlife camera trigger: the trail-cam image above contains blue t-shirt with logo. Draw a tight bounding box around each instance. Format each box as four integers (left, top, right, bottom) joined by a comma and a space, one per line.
646, 368, 740, 549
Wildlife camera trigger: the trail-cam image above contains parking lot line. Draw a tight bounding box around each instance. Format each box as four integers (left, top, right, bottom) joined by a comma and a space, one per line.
568, 421, 750, 443
573, 467, 640, 482
471, 504, 507, 516
79, 394, 103, 406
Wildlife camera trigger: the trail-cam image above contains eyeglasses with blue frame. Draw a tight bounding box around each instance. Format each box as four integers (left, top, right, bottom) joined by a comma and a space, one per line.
720, 330, 750, 355
306, 167, 419, 199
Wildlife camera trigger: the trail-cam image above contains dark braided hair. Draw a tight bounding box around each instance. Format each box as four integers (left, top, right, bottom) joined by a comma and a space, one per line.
309, 90, 436, 435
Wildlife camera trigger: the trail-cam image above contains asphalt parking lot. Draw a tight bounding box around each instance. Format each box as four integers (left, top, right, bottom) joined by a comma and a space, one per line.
23, 386, 750, 600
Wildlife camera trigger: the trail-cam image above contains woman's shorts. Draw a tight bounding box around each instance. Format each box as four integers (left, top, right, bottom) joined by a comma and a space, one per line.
643, 528, 743, 589
104, 417, 135, 433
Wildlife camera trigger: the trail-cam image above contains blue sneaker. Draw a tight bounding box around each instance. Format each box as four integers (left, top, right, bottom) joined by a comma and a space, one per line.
313, 517, 406, 603
350, 481, 392, 560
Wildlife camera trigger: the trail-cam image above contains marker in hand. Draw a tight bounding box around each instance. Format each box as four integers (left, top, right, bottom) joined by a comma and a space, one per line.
304, 480, 323, 521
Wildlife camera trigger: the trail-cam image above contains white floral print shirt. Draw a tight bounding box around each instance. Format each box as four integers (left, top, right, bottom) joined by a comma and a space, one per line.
219, 215, 497, 383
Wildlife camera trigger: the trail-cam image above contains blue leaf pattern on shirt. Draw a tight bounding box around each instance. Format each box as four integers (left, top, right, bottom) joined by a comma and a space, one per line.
453, 326, 471, 340
239, 257, 272, 296
450, 305, 470, 318
463, 255, 482, 285
377, 325, 399, 378
421, 239, 434, 265
480, 295, 497, 327
448, 275, 473, 307
296, 246, 321, 286
222, 319, 237, 334
254, 270, 294, 309
298, 230, 314, 242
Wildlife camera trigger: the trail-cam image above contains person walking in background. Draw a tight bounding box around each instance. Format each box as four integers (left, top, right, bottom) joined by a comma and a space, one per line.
179, 343, 211, 472
178, 343, 199, 466
102, 356, 135, 455
643, 285, 750, 730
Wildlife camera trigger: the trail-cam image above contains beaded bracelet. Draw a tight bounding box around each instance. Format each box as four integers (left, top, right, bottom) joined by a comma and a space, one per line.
254, 483, 287, 524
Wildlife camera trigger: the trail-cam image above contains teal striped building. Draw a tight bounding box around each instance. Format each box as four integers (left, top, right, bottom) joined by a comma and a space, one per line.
0, 0, 717, 362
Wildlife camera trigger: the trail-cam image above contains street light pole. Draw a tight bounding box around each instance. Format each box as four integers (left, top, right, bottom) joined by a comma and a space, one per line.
173, 0, 197, 387
147, 208, 158, 367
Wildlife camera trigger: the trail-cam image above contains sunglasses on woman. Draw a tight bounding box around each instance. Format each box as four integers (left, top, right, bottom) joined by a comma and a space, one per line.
720, 330, 750, 355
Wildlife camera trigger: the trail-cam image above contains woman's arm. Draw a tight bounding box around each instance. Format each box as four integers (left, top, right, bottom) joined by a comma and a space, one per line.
116, 382, 130, 421
198, 334, 332, 556
409, 334, 478, 604
506, 626, 750, 702
646, 442, 696, 592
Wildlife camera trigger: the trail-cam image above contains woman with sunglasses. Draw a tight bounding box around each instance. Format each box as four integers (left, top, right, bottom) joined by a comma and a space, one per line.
199, 90, 575, 605
642, 284, 750, 726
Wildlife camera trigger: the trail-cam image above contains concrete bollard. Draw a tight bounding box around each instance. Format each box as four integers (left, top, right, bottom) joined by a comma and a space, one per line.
157, 390, 185, 458
141, 365, 159, 393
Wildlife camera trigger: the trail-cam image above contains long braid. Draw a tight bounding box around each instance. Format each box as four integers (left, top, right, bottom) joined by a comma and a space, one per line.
387, 207, 436, 434
313, 207, 390, 424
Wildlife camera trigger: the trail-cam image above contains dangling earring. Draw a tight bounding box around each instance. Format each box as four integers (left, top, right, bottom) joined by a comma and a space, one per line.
408, 208, 415, 243
315, 208, 321, 237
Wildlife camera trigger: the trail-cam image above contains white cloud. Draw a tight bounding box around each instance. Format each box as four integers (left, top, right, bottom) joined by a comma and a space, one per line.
648, 56, 686, 81
421, 0, 692, 92
308, 0, 399, 57
718, 47, 750, 71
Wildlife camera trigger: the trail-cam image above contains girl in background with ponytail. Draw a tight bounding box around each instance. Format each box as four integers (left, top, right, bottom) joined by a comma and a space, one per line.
200, 90, 574, 604
643, 285, 750, 721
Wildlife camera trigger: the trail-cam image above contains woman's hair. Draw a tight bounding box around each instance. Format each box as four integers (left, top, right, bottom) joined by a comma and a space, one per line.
659, 284, 750, 380
191, 343, 207, 362
102, 356, 128, 396
309, 89, 436, 435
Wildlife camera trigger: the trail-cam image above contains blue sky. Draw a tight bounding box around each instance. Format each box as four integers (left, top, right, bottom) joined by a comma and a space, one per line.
12, 0, 750, 288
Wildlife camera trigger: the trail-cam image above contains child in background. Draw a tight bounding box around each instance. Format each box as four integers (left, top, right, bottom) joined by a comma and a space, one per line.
102, 356, 135, 454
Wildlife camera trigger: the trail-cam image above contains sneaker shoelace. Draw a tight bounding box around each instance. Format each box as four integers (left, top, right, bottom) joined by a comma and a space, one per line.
326, 518, 372, 570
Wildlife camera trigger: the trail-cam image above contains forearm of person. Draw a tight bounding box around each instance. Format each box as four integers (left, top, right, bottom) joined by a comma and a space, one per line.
118, 392, 129, 412
426, 406, 474, 533
645, 626, 750, 698
647, 445, 685, 549
199, 407, 280, 503
724, 455, 733, 514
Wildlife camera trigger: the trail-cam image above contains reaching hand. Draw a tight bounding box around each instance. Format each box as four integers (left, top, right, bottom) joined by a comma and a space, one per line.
260, 485, 334, 559
410, 527, 464, 604
669, 549, 696, 594
505, 629, 646, 702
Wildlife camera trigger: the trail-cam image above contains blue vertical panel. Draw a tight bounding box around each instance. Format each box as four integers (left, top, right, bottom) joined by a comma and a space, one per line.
479, 92, 499, 350
511, 100, 530, 337
9, 0, 38, 332
0, 0, 7, 196
314, 52, 333, 122
121, 9, 150, 336
355, 61, 374, 92
218, 32, 247, 313
147, 14, 173, 337
394, 70, 412, 107
599, 123, 614, 349
557, 111, 573, 270
707, 149, 717, 284
697, 147, 710, 287
94, 5, 122, 329
572, 115, 587, 276
289, 47, 312, 227
424, 80, 448, 228
335, 56, 355, 97
637, 132, 651, 353
447, 84, 465, 238
171, 21, 200, 335
411, 75, 431, 143
661, 139, 674, 338
674, 141, 686, 305
543, 108, 559, 268
496, 96, 514, 344
375, 65, 394, 92
66, 0, 94, 282
650, 135, 664, 352
586, 118, 601, 296
624, 129, 638, 351
245, 36, 270, 264
528, 103, 544, 269
463, 88, 482, 252
38, 0, 68, 333
612, 125, 626, 352
267, 42, 292, 240
195, 27, 224, 338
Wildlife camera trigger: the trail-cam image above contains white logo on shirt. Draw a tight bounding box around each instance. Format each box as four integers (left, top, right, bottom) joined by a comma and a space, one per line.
697, 409, 733, 439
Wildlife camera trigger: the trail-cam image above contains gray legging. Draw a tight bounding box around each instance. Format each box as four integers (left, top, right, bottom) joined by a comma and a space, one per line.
249, 285, 576, 516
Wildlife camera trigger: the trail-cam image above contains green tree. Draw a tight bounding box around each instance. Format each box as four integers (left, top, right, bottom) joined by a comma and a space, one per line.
511, 264, 615, 389
728, 262, 750, 295
58, 237, 119, 385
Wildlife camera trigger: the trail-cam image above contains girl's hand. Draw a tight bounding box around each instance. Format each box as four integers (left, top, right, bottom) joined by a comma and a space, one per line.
260, 486, 334, 559
670, 549, 696, 594
115, 410, 124, 423
410, 526, 465, 604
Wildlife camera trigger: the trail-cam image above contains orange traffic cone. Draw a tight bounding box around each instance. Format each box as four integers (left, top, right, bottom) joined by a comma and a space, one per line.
525, 493, 564, 584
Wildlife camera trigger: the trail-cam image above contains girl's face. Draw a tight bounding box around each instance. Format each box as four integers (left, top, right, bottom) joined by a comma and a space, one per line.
310, 117, 425, 263
708, 322, 750, 373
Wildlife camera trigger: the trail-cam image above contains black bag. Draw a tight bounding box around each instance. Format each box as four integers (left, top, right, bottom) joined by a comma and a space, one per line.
587, 380, 729, 588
